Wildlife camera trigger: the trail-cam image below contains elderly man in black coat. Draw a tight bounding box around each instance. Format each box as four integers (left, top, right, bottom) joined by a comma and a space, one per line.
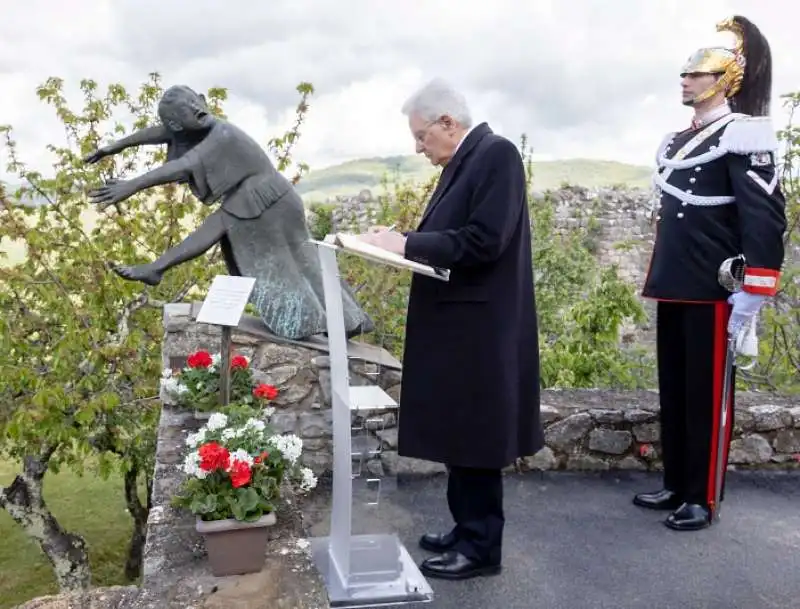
359, 78, 544, 580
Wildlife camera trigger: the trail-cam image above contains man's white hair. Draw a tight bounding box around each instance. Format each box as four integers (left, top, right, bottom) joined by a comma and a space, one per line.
401, 78, 473, 128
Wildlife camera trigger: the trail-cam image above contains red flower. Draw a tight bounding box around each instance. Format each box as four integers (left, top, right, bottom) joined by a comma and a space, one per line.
187, 350, 213, 369
254, 450, 270, 464
231, 355, 249, 370
229, 460, 252, 488
198, 442, 230, 472
254, 383, 278, 400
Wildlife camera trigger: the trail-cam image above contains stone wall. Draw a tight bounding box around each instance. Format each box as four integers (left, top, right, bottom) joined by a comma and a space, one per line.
163, 305, 800, 476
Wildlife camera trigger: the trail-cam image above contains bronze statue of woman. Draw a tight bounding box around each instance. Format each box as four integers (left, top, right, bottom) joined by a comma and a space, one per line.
85, 84, 373, 340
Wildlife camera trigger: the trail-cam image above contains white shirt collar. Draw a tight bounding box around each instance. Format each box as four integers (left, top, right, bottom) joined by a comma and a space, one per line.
692, 103, 731, 129
454, 125, 476, 155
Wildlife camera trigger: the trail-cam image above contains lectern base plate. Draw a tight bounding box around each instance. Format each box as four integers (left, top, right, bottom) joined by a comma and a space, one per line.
309, 533, 434, 607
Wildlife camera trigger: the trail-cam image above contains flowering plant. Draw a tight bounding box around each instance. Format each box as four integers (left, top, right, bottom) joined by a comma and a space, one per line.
172, 408, 317, 522
160, 349, 279, 412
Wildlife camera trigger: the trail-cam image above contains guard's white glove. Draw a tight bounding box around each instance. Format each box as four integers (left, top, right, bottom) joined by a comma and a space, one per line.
727, 291, 767, 336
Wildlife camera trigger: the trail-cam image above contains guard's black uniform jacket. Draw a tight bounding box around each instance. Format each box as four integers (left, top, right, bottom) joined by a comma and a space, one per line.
642, 110, 786, 302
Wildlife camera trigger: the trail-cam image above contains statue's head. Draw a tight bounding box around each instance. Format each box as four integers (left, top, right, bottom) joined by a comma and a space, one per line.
158, 85, 215, 133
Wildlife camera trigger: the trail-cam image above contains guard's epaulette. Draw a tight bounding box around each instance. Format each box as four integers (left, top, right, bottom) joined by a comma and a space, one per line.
720, 115, 779, 154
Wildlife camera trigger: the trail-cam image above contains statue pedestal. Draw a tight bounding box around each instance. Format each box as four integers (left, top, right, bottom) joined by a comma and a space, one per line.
306, 239, 434, 607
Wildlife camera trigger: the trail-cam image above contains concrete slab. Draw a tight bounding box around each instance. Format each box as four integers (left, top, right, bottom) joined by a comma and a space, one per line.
303, 470, 800, 609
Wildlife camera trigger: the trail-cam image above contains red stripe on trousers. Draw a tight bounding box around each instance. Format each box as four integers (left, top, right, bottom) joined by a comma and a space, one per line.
706, 302, 731, 509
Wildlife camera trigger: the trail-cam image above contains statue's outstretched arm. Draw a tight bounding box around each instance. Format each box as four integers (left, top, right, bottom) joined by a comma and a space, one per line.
128, 157, 192, 192
88, 156, 193, 210
84, 125, 170, 164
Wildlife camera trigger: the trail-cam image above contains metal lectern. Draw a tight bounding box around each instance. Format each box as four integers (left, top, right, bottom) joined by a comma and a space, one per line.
307, 237, 443, 608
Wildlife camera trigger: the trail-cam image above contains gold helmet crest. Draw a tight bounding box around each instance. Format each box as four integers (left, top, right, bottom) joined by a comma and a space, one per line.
681, 18, 746, 103
681, 16, 772, 116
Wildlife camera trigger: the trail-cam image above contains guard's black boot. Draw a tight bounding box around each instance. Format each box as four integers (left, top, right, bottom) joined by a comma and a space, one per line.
633, 489, 683, 511
664, 503, 712, 531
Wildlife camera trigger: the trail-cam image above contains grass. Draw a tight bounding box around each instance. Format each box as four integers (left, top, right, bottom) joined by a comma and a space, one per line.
0, 459, 136, 609
295, 155, 653, 203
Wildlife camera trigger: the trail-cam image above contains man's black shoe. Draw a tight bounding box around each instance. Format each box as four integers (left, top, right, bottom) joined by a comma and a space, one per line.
633, 489, 682, 511
664, 503, 712, 531
419, 531, 457, 553
420, 551, 501, 580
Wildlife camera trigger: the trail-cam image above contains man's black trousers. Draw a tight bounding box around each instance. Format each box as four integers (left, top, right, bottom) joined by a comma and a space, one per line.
656, 300, 736, 509
446, 465, 504, 565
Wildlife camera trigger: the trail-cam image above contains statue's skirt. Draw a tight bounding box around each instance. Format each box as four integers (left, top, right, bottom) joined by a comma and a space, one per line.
215, 189, 374, 340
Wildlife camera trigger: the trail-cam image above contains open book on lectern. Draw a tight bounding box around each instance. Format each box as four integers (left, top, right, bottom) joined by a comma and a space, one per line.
324, 232, 450, 282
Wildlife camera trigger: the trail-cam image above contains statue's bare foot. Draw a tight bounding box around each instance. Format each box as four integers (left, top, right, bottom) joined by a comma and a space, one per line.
112, 264, 163, 286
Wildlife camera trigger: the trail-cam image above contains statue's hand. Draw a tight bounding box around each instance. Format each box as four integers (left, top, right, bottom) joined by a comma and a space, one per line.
82, 146, 111, 164
88, 179, 135, 211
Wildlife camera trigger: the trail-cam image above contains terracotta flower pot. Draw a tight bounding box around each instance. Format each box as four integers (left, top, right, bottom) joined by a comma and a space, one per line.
196, 512, 277, 577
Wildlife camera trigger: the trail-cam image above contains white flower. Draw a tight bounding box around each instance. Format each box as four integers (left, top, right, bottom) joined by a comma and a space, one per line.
160, 377, 188, 396
185, 429, 206, 448
270, 433, 304, 465
298, 467, 317, 492
245, 418, 266, 432
205, 412, 228, 432
181, 451, 208, 479
211, 352, 221, 367
229, 449, 254, 467
263, 406, 276, 419
161, 368, 173, 379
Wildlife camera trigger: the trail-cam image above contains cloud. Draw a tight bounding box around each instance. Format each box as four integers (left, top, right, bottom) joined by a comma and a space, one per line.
1, 0, 799, 181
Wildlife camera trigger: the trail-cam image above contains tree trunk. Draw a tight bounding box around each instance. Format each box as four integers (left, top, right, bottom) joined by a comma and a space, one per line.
0, 453, 91, 591
123, 464, 150, 581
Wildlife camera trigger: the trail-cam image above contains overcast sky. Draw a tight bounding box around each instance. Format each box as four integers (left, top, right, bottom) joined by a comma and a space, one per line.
1, 0, 798, 182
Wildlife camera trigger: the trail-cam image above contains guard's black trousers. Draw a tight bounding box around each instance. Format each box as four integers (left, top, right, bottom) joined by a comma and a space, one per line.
656, 301, 736, 509
446, 465, 504, 565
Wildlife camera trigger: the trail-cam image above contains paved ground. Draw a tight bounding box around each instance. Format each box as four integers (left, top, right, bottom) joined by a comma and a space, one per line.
303, 470, 800, 609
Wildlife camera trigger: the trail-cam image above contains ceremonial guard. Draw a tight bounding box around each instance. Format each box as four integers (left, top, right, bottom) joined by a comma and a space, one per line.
636, 16, 787, 531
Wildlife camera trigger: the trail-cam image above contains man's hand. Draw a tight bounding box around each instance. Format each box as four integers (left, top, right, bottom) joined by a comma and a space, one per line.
357, 229, 407, 255
727, 291, 767, 336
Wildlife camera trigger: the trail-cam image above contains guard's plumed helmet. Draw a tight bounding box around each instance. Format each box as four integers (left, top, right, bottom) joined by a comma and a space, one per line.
681, 15, 773, 116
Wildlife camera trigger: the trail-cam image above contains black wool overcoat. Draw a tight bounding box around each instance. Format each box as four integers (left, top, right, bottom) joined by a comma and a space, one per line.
397, 122, 544, 470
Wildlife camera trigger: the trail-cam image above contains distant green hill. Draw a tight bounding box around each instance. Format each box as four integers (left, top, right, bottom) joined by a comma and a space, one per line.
295, 156, 653, 202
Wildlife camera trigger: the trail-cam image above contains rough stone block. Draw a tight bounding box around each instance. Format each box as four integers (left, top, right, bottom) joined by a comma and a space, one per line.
773, 429, 800, 454
381, 452, 447, 477
566, 454, 610, 471
729, 434, 773, 464
540, 403, 562, 424
789, 407, 800, 429
545, 413, 593, 451
615, 456, 648, 471
623, 408, 656, 423
522, 446, 558, 470
751, 405, 792, 431
632, 423, 659, 443
298, 410, 333, 439
270, 412, 299, 435
590, 409, 624, 424
589, 429, 632, 455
